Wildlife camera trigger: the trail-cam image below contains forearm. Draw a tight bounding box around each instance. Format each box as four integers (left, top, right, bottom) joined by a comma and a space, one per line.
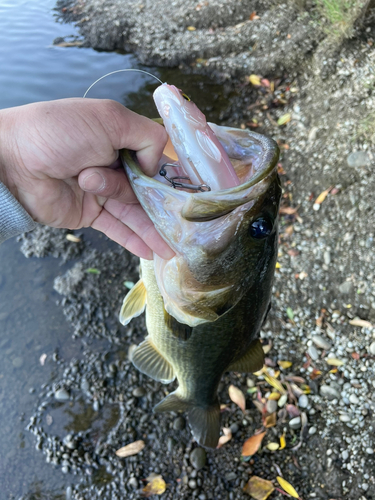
0, 107, 36, 243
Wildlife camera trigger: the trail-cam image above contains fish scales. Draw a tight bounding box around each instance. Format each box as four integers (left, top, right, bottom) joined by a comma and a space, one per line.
120, 85, 281, 448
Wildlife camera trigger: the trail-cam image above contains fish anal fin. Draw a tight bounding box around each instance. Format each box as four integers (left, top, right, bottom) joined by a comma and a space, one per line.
228, 339, 264, 373
154, 391, 220, 449
131, 339, 175, 383
119, 279, 146, 326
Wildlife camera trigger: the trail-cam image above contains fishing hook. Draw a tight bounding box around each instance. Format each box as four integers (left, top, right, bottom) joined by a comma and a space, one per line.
159, 163, 211, 192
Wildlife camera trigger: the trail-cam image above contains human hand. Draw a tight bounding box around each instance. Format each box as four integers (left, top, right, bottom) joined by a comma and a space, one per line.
0, 98, 174, 260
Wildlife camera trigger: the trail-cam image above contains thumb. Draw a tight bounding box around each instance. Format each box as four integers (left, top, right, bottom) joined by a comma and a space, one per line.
78, 166, 138, 204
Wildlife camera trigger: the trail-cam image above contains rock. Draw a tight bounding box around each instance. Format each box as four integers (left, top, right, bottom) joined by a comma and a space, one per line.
12, 357, 23, 368
339, 414, 351, 423
266, 399, 278, 414
230, 423, 239, 434
128, 477, 138, 489
323, 250, 331, 265
308, 345, 320, 361
190, 447, 206, 470
366, 447, 374, 455
225, 472, 237, 481
132, 386, 146, 398
298, 394, 308, 408
338, 281, 353, 295
173, 416, 186, 431
369, 342, 375, 355
289, 417, 301, 429
54, 388, 70, 401
320, 385, 340, 400
309, 426, 317, 435
312, 335, 331, 350
278, 394, 288, 407
342, 450, 349, 460
349, 394, 359, 405
347, 151, 370, 168
188, 479, 197, 489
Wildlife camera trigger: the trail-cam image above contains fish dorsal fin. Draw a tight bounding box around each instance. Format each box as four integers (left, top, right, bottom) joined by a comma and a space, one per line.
131, 338, 175, 383
119, 279, 146, 326
228, 339, 264, 373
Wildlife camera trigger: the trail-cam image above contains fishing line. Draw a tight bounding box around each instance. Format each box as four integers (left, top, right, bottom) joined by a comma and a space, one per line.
83, 69, 164, 98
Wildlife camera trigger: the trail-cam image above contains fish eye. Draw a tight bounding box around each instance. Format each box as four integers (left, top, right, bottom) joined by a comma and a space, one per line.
249, 217, 273, 239
181, 92, 191, 101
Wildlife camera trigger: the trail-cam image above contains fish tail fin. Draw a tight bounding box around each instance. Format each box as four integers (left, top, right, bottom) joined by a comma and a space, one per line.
154, 391, 220, 449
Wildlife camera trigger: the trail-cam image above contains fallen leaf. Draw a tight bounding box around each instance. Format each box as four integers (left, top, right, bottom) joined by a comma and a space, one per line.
278, 361, 292, 369
268, 392, 281, 400
187, 26, 196, 31
217, 427, 232, 448
326, 358, 344, 366
280, 433, 286, 449
310, 368, 322, 380
261, 78, 270, 87
275, 262, 281, 269
263, 412, 277, 428
66, 234, 81, 243
243, 475, 274, 499
85, 268, 100, 274
249, 11, 260, 21
279, 206, 298, 215
276, 476, 299, 498
286, 307, 294, 321
351, 352, 360, 360
286, 404, 300, 418
115, 440, 145, 458
266, 442, 279, 451
249, 74, 261, 86
242, 431, 266, 456
228, 385, 246, 412
349, 318, 373, 329
314, 187, 332, 205
263, 373, 286, 394
277, 113, 291, 126
143, 474, 167, 496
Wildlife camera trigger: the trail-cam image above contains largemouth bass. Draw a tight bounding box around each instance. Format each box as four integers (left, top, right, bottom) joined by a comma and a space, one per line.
119, 84, 281, 448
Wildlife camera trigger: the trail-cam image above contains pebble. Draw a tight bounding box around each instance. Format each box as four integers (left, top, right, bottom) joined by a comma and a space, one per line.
92, 400, 99, 411
347, 151, 370, 168
308, 345, 320, 361
128, 477, 138, 489
323, 251, 331, 265
266, 399, 278, 414
342, 450, 349, 460
320, 385, 340, 400
225, 472, 237, 481
365, 447, 374, 455
278, 394, 288, 407
188, 479, 197, 489
12, 357, 23, 368
309, 426, 317, 435
289, 417, 301, 429
132, 386, 146, 398
369, 342, 375, 355
230, 423, 239, 434
339, 281, 353, 295
54, 388, 70, 401
349, 394, 360, 405
298, 394, 308, 408
339, 414, 351, 423
312, 335, 332, 350
173, 416, 186, 431
190, 448, 207, 470
198, 495, 207, 500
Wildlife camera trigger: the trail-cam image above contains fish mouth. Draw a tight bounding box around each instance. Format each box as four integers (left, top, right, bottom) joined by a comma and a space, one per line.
121, 125, 279, 327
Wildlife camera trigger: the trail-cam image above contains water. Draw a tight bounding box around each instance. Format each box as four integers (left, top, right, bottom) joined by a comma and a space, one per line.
0, 1, 232, 497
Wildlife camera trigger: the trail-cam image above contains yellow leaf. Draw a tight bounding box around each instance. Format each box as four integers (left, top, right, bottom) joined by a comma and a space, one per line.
115, 440, 145, 457
217, 427, 232, 449
326, 358, 344, 366
228, 384, 246, 412
349, 318, 373, 329
249, 74, 261, 86
266, 442, 279, 451
277, 113, 291, 126
242, 431, 266, 456
276, 476, 299, 498
268, 392, 281, 400
280, 433, 286, 450
187, 26, 196, 31
263, 412, 277, 428
243, 475, 274, 499
275, 262, 281, 269
314, 187, 332, 205
278, 360, 292, 369
143, 474, 167, 496
263, 373, 286, 394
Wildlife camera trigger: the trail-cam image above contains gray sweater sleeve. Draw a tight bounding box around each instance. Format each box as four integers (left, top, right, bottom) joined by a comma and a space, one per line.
0, 182, 36, 244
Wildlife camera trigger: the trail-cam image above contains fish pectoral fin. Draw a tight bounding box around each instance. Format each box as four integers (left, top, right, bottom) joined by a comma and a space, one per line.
228, 339, 264, 373
119, 279, 146, 325
131, 339, 175, 383
154, 391, 221, 449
